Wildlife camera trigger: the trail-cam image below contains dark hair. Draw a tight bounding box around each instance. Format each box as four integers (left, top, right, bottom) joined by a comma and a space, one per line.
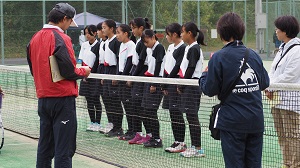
96, 22, 103, 30
129, 17, 151, 30
118, 24, 136, 43
47, 9, 66, 24
141, 29, 158, 42
216, 12, 245, 41
165, 23, 182, 37
182, 22, 206, 46
274, 15, 300, 38
103, 19, 117, 34
84, 24, 97, 37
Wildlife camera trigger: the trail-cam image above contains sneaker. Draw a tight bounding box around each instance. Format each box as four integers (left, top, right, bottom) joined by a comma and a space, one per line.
136, 135, 151, 145
99, 122, 113, 134
119, 131, 135, 141
165, 142, 187, 153
93, 123, 102, 132
128, 133, 143, 144
105, 128, 123, 137
143, 137, 163, 148
86, 122, 95, 131
180, 146, 205, 158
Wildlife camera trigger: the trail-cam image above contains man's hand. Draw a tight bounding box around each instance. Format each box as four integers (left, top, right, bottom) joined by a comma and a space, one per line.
81, 66, 91, 77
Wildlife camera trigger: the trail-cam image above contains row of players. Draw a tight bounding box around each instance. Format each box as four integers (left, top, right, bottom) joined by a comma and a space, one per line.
78, 17, 206, 157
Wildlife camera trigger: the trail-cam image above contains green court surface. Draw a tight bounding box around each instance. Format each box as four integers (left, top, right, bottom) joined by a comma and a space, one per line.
0, 60, 284, 168
0, 130, 118, 168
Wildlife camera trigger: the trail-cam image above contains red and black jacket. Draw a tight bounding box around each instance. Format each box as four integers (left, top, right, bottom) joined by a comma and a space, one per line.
27, 25, 86, 98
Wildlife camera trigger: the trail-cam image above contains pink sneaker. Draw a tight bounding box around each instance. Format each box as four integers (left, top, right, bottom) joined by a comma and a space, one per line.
136, 135, 151, 145
128, 133, 143, 144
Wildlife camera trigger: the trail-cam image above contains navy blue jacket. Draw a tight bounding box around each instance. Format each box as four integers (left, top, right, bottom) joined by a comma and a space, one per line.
199, 41, 269, 133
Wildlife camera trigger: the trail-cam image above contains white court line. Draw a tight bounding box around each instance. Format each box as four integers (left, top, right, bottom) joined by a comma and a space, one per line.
4, 142, 33, 146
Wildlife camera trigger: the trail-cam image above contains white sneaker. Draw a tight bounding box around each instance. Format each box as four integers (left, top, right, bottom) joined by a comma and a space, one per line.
99, 122, 113, 134
180, 146, 205, 157
86, 122, 95, 131
93, 123, 102, 132
165, 142, 187, 153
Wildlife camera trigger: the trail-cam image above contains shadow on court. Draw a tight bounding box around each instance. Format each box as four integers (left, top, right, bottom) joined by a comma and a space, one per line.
0, 130, 118, 168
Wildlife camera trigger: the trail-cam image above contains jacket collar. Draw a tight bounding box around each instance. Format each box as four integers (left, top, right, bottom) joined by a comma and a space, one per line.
223, 40, 244, 48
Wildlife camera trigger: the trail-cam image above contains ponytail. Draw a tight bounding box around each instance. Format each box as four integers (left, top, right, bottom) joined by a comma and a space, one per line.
129, 17, 151, 30
144, 18, 151, 29
197, 30, 206, 46
183, 22, 206, 46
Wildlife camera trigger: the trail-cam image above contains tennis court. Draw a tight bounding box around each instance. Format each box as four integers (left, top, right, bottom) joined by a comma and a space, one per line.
0, 60, 289, 168
0, 130, 117, 168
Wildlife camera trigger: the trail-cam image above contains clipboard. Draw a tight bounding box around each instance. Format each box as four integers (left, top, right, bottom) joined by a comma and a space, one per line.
49, 55, 65, 82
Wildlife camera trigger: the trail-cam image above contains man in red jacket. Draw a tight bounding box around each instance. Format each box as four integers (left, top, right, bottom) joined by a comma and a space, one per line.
27, 3, 91, 167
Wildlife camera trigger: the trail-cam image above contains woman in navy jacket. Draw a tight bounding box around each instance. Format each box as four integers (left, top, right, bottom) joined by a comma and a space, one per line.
200, 12, 269, 168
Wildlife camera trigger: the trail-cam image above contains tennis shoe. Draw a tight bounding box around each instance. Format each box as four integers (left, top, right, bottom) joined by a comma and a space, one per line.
86, 122, 95, 131
128, 133, 143, 144
92, 123, 102, 132
105, 128, 123, 137
165, 142, 186, 153
136, 135, 151, 145
180, 146, 205, 158
99, 122, 113, 134
119, 131, 135, 140
143, 137, 163, 148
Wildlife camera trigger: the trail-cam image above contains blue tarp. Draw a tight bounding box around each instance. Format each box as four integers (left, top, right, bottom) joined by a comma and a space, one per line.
73, 12, 121, 28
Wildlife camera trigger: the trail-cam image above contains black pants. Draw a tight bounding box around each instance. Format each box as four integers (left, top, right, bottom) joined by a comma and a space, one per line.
170, 108, 185, 142
103, 94, 123, 130
36, 96, 77, 168
85, 95, 101, 124
221, 130, 263, 168
179, 85, 202, 147
131, 98, 143, 133
101, 94, 113, 123
167, 84, 185, 142
122, 100, 134, 132
142, 108, 160, 139
186, 113, 201, 147
103, 66, 123, 129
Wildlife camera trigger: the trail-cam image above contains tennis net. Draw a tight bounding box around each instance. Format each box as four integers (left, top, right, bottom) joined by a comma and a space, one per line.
1, 65, 299, 168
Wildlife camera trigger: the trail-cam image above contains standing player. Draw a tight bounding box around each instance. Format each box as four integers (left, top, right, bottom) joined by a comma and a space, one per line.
162, 23, 187, 153
200, 12, 269, 167
177, 22, 206, 157
141, 29, 165, 148
96, 22, 113, 134
266, 15, 300, 168
78, 25, 101, 132
115, 24, 137, 140
27, 3, 91, 167
128, 18, 151, 145
102, 19, 124, 137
